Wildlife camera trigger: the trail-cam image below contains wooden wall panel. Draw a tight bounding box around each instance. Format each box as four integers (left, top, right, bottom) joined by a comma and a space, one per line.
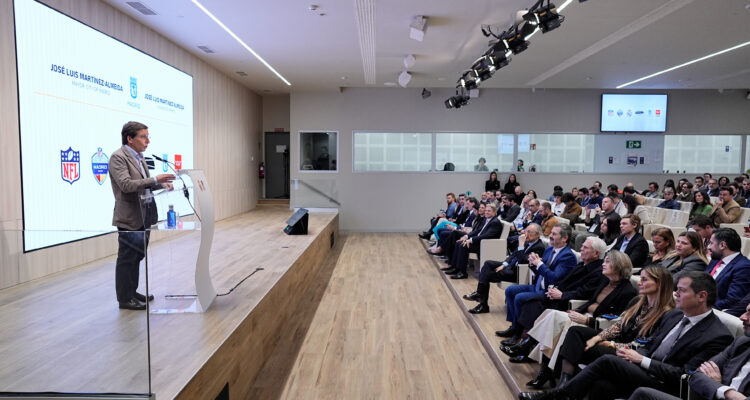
0, 0, 261, 288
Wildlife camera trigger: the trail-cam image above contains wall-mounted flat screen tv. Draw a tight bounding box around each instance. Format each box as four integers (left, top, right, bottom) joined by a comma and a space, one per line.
601, 93, 667, 132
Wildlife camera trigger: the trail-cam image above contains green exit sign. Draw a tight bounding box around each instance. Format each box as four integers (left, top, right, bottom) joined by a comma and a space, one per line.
626, 140, 642, 149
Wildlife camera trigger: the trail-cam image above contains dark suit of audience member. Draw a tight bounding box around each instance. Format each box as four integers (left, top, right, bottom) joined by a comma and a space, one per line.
662, 254, 708, 277
448, 217, 502, 276
479, 239, 546, 284
501, 203, 521, 223
453, 206, 470, 225
707, 254, 750, 312
516, 258, 605, 331
613, 232, 649, 269
629, 335, 750, 400
440, 213, 481, 261
562, 309, 733, 400
572, 279, 639, 329
726, 292, 750, 317
508, 211, 544, 251
505, 245, 577, 327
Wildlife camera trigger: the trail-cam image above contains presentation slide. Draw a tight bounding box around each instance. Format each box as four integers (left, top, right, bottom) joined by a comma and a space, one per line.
601, 94, 667, 132
15, 0, 194, 251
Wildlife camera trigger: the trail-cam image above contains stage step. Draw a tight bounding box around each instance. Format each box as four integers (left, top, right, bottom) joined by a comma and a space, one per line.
258, 198, 290, 206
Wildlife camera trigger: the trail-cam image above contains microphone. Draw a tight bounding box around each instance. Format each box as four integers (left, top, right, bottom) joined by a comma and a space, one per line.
152, 154, 201, 222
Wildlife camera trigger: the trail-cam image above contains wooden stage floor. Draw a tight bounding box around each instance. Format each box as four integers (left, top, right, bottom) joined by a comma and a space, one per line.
0, 208, 338, 399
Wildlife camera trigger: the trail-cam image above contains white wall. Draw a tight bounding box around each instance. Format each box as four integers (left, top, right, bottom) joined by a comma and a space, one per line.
289, 87, 750, 231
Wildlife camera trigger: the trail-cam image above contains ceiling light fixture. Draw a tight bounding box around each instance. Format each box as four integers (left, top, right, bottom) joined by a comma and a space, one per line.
445, 87, 470, 109
191, 0, 291, 86
404, 54, 416, 69
617, 40, 750, 89
410, 15, 428, 42
523, 2, 565, 34
398, 71, 412, 87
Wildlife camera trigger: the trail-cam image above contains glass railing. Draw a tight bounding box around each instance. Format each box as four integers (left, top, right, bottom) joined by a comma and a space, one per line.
291, 178, 340, 209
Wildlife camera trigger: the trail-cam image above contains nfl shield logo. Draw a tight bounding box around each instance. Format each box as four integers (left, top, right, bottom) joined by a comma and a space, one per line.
91, 147, 109, 185
162, 153, 169, 172
60, 147, 80, 184
130, 77, 137, 99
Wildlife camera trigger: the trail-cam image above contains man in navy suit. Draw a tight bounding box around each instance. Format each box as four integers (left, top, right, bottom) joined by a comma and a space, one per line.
498, 223, 577, 339
612, 214, 650, 269
628, 302, 750, 400
443, 203, 503, 280
518, 271, 733, 400
463, 223, 546, 314
706, 228, 750, 315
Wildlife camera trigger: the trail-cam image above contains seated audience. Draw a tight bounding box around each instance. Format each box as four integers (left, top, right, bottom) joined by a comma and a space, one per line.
690, 191, 714, 221
498, 224, 578, 340
549, 186, 564, 202
589, 187, 603, 207
540, 202, 559, 237
560, 192, 582, 225
645, 228, 675, 267
621, 186, 639, 214
739, 179, 750, 206
691, 214, 714, 249
656, 188, 681, 210
719, 176, 731, 187
514, 185, 526, 205
433, 202, 485, 259
710, 186, 742, 227
677, 181, 694, 202
428, 197, 478, 254
628, 302, 750, 400
660, 231, 709, 279
577, 187, 591, 208
612, 191, 629, 217
731, 182, 747, 207
508, 199, 544, 251
552, 191, 565, 216
694, 176, 706, 192
463, 223, 545, 314
499, 237, 607, 362
707, 179, 721, 197
512, 196, 532, 228
706, 228, 750, 314
643, 182, 661, 199
613, 214, 650, 270
418, 192, 457, 239
519, 271, 733, 400
442, 203, 502, 279
599, 214, 622, 246
523, 251, 641, 389
499, 194, 521, 223
504, 173, 520, 194
486, 171, 500, 192
528, 189, 538, 199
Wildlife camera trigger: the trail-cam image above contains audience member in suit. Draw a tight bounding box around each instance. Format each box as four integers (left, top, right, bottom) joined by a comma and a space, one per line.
498, 224, 578, 339
429, 194, 470, 240
518, 271, 734, 400
463, 223, 546, 314
740, 179, 750, 207
500, 237, 607, 361
660, 231, 709, 281
577, 187, 591, 208
508, 199, 544, 251
707, 179, 721, 197
442, 203, 503, 280
643, 182, 661, 199
589, 187, 603, 207
656, 188, 682, 210
540, 203, 559, 237
732, 182, 747, 207
726, 292, 750, 317
628, 303, 750, 400
709, 187, 744, 228
612, 214, 650, 270
500, 194, 521, 223
514, 185, 527, 205
418, 192, 458, 239
706, 228, 750, 313
559, 192, 582, 225
550, 265, 675, 391
524, 249, 639, 389
694, 176, 706, 192
690, 214, 714, 251
572, 194, 617, 249
677, 182, 694, 203
428, 197, 478, 255
485, 171, 501, 192
435, 202, 485, 260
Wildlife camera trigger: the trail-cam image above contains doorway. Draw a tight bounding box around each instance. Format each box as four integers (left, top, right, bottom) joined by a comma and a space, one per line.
264, 131, 290, 199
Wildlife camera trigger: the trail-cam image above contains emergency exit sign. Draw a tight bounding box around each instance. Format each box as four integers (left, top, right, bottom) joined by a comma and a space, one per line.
626, 140, 642, 149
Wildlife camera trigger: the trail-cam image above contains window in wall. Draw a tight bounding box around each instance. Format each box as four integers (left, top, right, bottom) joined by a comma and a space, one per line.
517, 134, 594, 173
434, 133, 515, 172
663, 135, 741, 174
353, 132, 432, 171
300, 131, 338, 171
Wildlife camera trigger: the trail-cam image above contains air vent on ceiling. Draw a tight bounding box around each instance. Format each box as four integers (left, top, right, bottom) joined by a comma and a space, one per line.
235, 71, 248, 77
125, 1, 157, 16
197, 45, 215, 54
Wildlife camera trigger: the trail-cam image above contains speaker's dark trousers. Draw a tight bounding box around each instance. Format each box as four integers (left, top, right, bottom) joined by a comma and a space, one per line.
115, 228, 150, 302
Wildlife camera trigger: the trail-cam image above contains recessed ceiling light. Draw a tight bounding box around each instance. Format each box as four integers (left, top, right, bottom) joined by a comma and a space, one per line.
617, 40, 750, 89
192, 0, 291, 86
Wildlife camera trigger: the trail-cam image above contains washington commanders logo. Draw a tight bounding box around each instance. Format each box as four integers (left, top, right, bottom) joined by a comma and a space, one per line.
130, 77, 137, 99
91, 147, 109, 185
60, 147, 80, 184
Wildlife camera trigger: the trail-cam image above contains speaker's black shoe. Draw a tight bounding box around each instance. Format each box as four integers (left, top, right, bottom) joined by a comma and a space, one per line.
468, 303, 489, 314
501, 335, 520, 346
443, 268, 459, 275
450, 272, 468, 279
463, 292, 481, 302
118, 298, 146, 310
135, 292, 154, 302
526, 366, 555, 389
495, 326, 519, 337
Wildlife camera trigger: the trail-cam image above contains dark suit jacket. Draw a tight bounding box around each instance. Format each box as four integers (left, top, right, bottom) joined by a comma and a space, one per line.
453, 207, 470, 225
524, 211, 544, 228
556, 259, 605, 302
725, 292, 750, 317
503, 239, 546, 270
575, 279, 638, 326
502, 204, 521, 223
460, 211, 477, 229
109, 145, 164, 230
468, 217, 503, 243
690, 336, 750, 399
531, 245, 577, 289
662, 254, 708, 278
638, 309, 733, 391
613, 232, 650, 269
706, 254, 750, 311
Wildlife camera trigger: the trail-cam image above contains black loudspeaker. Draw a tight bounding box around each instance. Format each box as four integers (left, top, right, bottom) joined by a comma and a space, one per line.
284, 208, 309, 235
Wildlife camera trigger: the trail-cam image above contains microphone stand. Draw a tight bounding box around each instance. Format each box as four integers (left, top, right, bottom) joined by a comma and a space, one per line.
152, 154, 201, 222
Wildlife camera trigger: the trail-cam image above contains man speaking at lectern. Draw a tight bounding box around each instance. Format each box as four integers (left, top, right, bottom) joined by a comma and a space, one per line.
109, 121, 175, 310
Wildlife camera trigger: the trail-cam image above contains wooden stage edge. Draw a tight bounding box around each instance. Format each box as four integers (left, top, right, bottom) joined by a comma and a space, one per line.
173, 211, 339, 399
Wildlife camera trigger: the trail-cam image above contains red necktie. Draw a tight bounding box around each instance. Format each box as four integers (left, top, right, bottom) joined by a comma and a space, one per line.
710, 260, 724, 277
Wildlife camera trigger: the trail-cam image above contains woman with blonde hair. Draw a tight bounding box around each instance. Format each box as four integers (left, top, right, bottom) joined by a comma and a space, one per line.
645, 228, 675, 266
550, 264, 675, 388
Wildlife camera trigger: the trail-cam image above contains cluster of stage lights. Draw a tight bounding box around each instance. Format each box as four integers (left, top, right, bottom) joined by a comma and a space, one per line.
445, 0, 579, 109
